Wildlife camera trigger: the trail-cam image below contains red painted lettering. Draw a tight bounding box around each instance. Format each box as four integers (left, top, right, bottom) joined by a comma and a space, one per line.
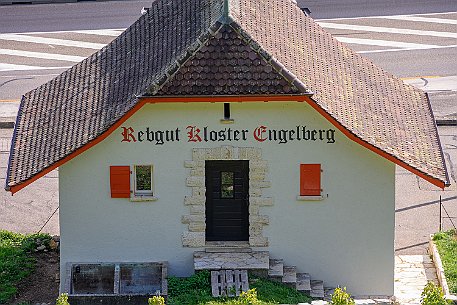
253, 125, 267, 142
186, 125, 202, 142
121, 126, 137, 142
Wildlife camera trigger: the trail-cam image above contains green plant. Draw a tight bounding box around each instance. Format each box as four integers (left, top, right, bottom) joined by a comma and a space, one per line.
420, 282, 451, 305
238, 289, 260, 305
0, 231, 35, 304
148, 295, 165, 305
56, 293, 70, 305
331, 287, 355, 305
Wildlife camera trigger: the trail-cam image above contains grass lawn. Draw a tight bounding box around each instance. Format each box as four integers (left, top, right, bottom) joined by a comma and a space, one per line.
0, 230, 51, 304
433, 230, 457, 294
167, 270, 312, 305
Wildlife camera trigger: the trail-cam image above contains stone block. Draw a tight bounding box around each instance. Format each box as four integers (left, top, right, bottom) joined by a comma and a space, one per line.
251, 215, 269, 225
190, 204, 205, 215
249, 188, 262, 197
249, 236, 268, 247
193, 187, 206, 197
190, 168, 205, 177
186, 177, 205, 187
249, 160, 268, 170
249, 173, 266, 182
194, 251, 269, 270
221, 146, 235, 159
184, 196, 205, 206
192, 149, 206, 161
182, 214, 205, 224
189, 222, 206, 232
184, 160, 196, 168
239, 147, 261, 160
249, 204, 259, 215
250, 197, 273, 206
182, 232, 205, 247
250, 181, 271, 188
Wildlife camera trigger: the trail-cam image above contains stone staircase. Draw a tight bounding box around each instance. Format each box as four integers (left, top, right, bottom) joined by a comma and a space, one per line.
193, 249, 330, 299
268, 258, 326, 298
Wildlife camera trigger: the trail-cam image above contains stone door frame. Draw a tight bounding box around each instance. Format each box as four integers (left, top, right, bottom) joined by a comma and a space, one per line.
182, 146, 272, 247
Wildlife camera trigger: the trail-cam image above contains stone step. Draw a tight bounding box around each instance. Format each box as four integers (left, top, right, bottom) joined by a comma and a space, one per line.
268, 259, 284, 277
194, 251, 269, 270
205, 247, 252, 253
296, 273, 311, 292
324, 287, 336, 300
310, 280, 325, 298
282, 266, 297, 284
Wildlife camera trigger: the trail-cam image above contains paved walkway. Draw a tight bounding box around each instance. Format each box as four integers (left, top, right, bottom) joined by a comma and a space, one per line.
395, 255, 438, 305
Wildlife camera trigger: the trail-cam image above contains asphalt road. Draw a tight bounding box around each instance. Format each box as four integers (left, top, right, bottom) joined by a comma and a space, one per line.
0, 0, 456, 254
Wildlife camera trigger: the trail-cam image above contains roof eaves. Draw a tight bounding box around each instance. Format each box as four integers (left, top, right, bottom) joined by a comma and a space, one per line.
304, 95, 447, 189
424, 91, 451, 186
4, 95, 25, 191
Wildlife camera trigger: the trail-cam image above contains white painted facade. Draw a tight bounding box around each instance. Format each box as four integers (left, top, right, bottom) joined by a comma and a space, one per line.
59, 101, 395, 296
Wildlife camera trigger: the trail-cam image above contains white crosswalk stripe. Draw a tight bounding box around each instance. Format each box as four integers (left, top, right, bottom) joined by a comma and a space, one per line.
0, 34, 106, 49
0, 63, 71, 72
316, 22, 457, 39
334, 37, 440, 49
381, 15, 457, 25
0, 49, 86, 62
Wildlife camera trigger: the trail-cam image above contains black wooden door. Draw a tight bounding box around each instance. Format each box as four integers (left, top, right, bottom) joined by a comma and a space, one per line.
205, 160, 249, 241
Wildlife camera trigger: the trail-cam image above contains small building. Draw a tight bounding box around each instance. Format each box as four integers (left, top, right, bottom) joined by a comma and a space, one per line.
5, 0, 449, 299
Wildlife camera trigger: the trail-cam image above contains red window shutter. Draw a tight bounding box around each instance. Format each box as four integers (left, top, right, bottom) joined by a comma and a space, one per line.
300, 164, 321, 196
110, 166, 131, 198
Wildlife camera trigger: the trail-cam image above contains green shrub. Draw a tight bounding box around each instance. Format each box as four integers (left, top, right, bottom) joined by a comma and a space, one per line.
420, 282, 451, 305
56, 293, 70, 305
331, 287, 355, 305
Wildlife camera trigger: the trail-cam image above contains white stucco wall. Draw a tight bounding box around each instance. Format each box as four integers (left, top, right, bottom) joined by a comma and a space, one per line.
59, 101, 395, 296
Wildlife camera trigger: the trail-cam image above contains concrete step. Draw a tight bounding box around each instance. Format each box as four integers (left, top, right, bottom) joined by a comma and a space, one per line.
205, 247, 252, 253
310, 280, 324, 298
296, 273, 311, 292
324, 287, 336, 300
282, 266, 297, 284
268, 259, 284, 277
194, 251, 269, 270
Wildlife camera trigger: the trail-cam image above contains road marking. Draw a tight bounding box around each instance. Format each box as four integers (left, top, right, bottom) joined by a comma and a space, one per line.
317, 11, 457, 21
72, 29, 123, 36
334, 37, 439, 49
7, 28, 125, 36
357, 44, 457, 53
382, 16, 457, 25
0, 49, 85, 62
0, 34, 106, 50
317, 22, 457, 38
0, 63, 70, 72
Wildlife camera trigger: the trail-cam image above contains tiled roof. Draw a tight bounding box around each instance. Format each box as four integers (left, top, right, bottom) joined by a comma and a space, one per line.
6, 0, 448, 192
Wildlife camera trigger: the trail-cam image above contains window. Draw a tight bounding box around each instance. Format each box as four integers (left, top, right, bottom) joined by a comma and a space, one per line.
299, 164, 322, 196
221, 171, 234, 198
134, 165, 153, 196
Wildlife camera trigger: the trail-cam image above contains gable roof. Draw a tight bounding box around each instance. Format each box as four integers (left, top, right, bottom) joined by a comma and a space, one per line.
5, 0, 449, 193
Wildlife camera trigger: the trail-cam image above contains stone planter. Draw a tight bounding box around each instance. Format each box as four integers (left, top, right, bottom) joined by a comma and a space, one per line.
429, 235, 457, 304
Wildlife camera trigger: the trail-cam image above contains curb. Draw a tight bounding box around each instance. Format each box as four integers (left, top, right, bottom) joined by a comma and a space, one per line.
428, 235, 457, 303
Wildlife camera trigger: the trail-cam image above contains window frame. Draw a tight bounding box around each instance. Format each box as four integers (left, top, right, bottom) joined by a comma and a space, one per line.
132, 164, 154, 197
